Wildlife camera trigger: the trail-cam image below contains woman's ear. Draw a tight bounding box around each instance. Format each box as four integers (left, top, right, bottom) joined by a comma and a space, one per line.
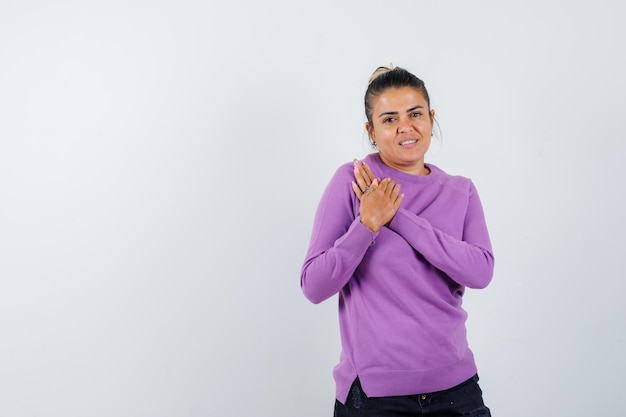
365, 122, 375, 141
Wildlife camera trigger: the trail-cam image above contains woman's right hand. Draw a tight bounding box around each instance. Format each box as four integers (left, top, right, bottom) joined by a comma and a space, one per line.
358, 177, 404, 232
351, 159, 404, 232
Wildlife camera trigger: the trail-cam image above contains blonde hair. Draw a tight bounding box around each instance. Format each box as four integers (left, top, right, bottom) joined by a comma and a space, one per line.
367, 65, 397, 85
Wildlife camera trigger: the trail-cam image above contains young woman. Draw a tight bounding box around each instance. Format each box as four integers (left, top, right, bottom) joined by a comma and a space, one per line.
301, 66, 494, 416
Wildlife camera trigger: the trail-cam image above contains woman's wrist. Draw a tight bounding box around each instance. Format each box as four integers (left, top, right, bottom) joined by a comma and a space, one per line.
359, 216, 379, 233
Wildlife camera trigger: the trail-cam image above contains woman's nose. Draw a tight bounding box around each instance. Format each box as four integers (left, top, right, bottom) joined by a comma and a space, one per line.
397, 118, 414, 132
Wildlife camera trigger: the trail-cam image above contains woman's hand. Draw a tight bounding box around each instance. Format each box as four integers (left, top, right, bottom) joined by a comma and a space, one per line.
351, 159, 403, 232
351, 159, 377, 200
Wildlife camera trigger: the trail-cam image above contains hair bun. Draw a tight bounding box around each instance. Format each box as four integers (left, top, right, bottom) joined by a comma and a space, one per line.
368, 64, 396, 85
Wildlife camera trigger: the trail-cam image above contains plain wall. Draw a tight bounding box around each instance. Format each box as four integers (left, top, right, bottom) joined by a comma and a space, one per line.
1, 1, 625, 416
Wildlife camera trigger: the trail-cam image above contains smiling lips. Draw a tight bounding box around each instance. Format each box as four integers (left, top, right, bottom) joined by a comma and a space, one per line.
400, 139, 418, 146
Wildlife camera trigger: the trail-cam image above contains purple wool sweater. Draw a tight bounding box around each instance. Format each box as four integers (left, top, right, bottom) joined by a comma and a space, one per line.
301, 153, 494, 404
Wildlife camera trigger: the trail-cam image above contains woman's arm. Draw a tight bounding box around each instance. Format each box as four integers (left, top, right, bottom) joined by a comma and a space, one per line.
300, 166, 379, 304
352, 161, 494, 289
389, 182, 494, 289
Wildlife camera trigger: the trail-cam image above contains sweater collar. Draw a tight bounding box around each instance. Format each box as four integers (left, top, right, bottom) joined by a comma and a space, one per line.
365, 153, 439, 184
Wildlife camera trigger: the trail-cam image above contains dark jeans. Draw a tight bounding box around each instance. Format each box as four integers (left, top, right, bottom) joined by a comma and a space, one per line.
334, 374, 491, 417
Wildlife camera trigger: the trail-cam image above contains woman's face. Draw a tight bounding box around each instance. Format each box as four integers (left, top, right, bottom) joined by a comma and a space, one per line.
366, 87, 434, 175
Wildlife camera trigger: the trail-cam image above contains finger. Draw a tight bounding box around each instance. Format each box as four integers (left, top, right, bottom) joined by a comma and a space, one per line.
380, 178, 394, 195
354, 159, 376, 190
390, 183, 402, 199
360, 161, 375, 185
394, 192, 405, 209
351, 181, 363, 201
353, 161, 368, 191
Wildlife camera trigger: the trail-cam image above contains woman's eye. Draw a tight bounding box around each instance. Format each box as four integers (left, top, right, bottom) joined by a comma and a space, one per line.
383, 117, 395, 123
411, 112, 422, 118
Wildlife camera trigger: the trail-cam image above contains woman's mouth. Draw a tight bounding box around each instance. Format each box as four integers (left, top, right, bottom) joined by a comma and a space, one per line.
400, 139, 417, 146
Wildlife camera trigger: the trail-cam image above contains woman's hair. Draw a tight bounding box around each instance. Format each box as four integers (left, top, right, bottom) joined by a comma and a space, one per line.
364, 65, 431, 125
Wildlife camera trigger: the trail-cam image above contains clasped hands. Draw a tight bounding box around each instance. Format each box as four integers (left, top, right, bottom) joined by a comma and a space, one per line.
351, 159, 404, 233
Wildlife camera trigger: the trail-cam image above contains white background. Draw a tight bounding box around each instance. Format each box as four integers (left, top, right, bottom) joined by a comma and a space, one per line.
1, 1, 625, 416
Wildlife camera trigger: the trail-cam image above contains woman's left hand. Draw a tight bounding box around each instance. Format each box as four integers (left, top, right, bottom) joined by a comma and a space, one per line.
351, 159, 377, 200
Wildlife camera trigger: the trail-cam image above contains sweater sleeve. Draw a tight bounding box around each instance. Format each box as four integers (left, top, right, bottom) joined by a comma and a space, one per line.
300, 167, 379, 304
388, 181, 494, 289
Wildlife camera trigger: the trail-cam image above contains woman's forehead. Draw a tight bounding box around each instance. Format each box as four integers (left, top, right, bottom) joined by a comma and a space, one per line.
374, 87, 428, 109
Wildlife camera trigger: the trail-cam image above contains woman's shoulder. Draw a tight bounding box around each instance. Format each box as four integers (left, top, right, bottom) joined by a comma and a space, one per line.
321, 160, 357, 195
427, 163, 474, 193
331, 160, 356, 180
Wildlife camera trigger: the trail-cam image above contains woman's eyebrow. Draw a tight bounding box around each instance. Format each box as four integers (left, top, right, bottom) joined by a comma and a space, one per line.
377, 110, 399, 118
377, 105, 424, 118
